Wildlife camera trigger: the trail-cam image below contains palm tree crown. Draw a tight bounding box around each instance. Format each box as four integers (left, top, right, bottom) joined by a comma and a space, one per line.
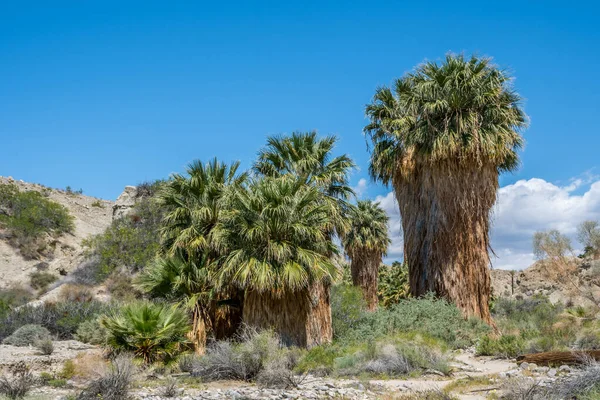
365, 54, 527, 185
343, 200, 390, 259
158, 158, 248, 257
254, 131, 355, 237
214, 176, 339, 294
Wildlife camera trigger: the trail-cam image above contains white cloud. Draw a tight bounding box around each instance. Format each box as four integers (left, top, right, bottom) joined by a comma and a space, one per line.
353, 178, 368, 198
376, 176, 600, 269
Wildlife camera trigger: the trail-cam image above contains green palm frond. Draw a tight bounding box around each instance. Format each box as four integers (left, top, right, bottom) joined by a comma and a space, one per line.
343, 200, 390, 260
101, 301, 189, 364
214, 176, 339, 294
364, 54, 528, 185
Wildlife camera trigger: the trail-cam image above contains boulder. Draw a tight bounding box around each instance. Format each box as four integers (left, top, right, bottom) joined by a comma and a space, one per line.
112, 186, 139, 220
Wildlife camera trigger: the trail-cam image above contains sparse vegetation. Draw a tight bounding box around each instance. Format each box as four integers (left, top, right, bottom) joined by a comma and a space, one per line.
2, 324, 51, 346
29, 270, 58, 291
0, 362, 36, 399
35, 338, 54, 355
81, 197, 163, 282
0, 299, 108, 341
76, 356, 134, 400
91, 199, 104, 208
0, 183, 74, 258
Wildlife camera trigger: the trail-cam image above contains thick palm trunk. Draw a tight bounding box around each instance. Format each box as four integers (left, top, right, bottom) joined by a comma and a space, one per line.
394, 163, 496, 324
188, 306, 207, 355
350, 252, 380, 311
242, 281, 332, 347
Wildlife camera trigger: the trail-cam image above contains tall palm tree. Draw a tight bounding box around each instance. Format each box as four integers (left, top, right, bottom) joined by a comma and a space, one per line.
342, 200, 390, 311
153, 158, 248, 352
364, 54, 527, 324
213, 176, 339, 347
254, 131, 355, 236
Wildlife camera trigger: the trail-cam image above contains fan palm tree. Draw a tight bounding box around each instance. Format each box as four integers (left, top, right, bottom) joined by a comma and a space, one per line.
342, 200, 390, 310
154, 158, 248, 351
213, 176, 339, 347
364, 54, 527, 324
101, 301, 189, 364
254, 131, 355, 236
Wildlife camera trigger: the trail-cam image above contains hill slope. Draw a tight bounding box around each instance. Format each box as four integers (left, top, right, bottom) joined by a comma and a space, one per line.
0, 176, 114, 289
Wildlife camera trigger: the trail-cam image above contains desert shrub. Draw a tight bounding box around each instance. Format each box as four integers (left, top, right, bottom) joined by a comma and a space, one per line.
2, 324, 51, 346
76, 355, 134, 400
295, 345, 337, 375
395, 392, 458, 400
0, 362, 36, 399
331, 285, 367, 338
378, 261, 410, 307
59, 359, 76, 380
135, 180, 165, 198
81, 197, 163, 282
256, 348, 305, 388
105, 272, 142, 301
578, 220, 600, 258
48, 378, 67, 387
29, 271, 58, 291
333, 340, 449, 377
341, 293, 489, 348
476, 334, 525, 358
58, 284, 94, 303
192, 328, 280, 381
102, 301, 189, 364
0, 300, 109, 341
36, 338, 54, 355
75, 318, 109, 345
160, 377, 179, 397
0, 183, 74, 257
91, 200, 104, 208
0, 286, 33, 309
533, 229, 573, 261
491, 295, 579, 352
177, 353, 201, 373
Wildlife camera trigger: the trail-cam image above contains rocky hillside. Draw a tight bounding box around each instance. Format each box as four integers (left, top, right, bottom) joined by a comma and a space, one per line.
0, 176, 114, 290
492, 258, 600, 307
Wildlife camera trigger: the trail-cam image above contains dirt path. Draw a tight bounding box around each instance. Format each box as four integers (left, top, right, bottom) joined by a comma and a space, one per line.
371, 350, 516, 399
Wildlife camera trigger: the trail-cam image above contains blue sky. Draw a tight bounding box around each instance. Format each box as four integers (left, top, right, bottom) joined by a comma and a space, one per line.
1, 1, 599, 268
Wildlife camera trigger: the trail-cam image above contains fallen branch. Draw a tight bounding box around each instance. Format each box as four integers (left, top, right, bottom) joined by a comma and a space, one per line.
517, 350, 600, 366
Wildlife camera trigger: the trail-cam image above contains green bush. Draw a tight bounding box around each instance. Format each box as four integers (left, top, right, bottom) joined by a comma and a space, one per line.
476, 334, 525, 358
297, 333, 449, 378
0, 183, 74, 257
35, 339, 54, 355
378, 261, 410, 307
75, 319, 109, 345
80, 197, 163, 283
331, 285, 367, 338
0, 300, 108, 341
30, 271, 58, 291
102, 301, 189, 364
491, 295, 579, 353
340, 293, 490, 348
2, 324, 51, 346
0, 287, 33, 318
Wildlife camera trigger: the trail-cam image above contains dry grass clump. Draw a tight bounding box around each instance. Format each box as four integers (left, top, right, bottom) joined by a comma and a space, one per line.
76, 355, 134, 400
192, 328, 288, 384
0, 362, 36, 399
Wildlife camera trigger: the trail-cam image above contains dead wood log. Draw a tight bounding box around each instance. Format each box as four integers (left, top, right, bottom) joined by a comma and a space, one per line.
516, 350, 600, 366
